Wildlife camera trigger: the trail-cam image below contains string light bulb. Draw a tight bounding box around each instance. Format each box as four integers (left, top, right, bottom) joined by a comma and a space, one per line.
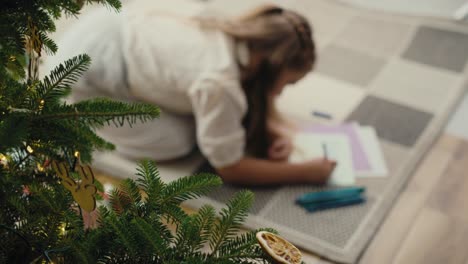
59, 222, 67, 236
37, 162, 45, 172
72, 151, 80, 170
38, 99, 45, 111
26, 145, 34, 154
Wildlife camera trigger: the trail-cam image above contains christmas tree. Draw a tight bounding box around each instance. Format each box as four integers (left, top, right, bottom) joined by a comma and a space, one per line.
0, 1, 292, 263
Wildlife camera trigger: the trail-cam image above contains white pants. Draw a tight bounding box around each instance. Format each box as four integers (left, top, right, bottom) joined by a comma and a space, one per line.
97, 110, 197, 161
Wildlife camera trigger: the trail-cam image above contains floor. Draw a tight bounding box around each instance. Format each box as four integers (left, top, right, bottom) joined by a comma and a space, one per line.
305, 0, 468, 259
299, 96, 468, 263
93, 88, 468, 264
94, 105, 468, 264
55, 0, 468, 262
447, 93, 468, 141
302, 136, 468, 263
202, 1, 468, 262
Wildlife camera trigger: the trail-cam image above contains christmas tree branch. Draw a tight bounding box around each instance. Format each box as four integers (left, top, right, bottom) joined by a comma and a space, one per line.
35, 98, 160, 127
35, 110, 156, 122
209, 191, 254, 256
0, 224, 32, 250
161, 173, 222, 205
216, 253, 268, 261
34, 54, 91, 106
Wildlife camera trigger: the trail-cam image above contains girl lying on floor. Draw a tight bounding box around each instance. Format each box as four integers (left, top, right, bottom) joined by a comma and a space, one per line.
47, 2, 336, 185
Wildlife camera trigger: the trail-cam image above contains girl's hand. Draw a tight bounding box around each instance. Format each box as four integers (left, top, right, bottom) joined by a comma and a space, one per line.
268, 137, 293, 161
305, 158, 337, 184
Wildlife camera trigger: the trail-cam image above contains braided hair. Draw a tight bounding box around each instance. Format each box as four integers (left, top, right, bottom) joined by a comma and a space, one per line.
240, 7, 316, 158
198, 5, 316, 158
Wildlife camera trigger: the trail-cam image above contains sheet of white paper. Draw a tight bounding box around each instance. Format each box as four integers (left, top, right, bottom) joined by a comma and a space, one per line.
290, 133, 356, 186
355, 126, 389, 177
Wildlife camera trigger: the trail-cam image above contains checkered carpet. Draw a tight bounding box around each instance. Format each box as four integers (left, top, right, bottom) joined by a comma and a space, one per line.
92, 0, 468, 263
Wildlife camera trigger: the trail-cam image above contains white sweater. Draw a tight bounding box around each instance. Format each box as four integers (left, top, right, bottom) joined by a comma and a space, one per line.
46, 0, 248, 168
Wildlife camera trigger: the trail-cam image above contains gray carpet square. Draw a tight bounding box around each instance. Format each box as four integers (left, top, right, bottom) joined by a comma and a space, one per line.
369, 58, 459, 113
402, 26, 468, 72
346, 96, 433, 147
263, 185, 373, 248
316, 44, 387, 87
196, 162, 280, 214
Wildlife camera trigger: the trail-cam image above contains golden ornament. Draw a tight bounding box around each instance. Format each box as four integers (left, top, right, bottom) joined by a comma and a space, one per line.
52, 161, 97, 212
0, 154, 9, 168
256, 231, 302, 264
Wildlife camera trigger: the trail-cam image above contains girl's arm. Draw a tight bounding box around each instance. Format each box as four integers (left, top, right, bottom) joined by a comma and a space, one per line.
266, 103, 298, 161
267, 99, 298, 140
216, 157, 335, 185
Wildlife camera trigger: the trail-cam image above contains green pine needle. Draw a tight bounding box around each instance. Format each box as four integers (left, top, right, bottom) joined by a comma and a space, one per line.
88, 0, 122, 11
131, 217, 170, 257
109, 179, 142, 216
217, 228, 277, 260
39, 32, 58, 55
135, 160, 165, 201
209, 190, 255, 256
33, 54, 91, 107
37, 98, 160, 128
161, 173, 222, 205
193, 205, 216, 246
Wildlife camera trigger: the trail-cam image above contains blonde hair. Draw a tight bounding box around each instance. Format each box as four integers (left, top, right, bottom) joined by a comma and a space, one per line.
200, 5, 316, 158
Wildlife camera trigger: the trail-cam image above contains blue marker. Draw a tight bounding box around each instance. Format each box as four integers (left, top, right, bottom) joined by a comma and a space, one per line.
312, 110, 332, 120
296, 187, 365, 205
304, 196, 366, 212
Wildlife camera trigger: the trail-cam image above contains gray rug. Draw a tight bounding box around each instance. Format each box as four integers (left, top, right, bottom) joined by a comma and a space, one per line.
92, 0, 468, 263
